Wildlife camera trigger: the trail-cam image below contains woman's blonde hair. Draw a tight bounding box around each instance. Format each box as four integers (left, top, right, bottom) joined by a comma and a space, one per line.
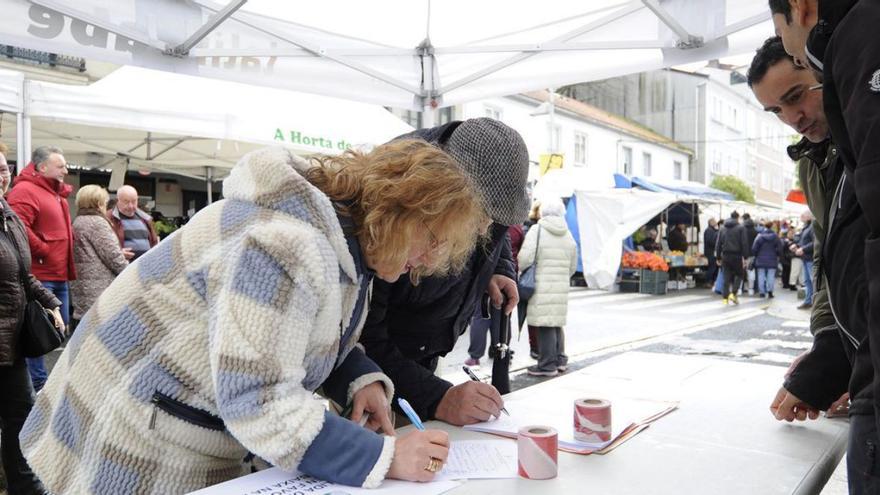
76, 184, 110, 211
306, 139, 488, 282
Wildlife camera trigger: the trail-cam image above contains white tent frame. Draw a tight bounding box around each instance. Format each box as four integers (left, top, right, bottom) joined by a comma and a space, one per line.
14, 0, 770, 125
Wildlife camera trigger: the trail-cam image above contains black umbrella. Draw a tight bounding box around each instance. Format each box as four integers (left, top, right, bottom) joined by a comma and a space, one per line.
490, 295, 512, 395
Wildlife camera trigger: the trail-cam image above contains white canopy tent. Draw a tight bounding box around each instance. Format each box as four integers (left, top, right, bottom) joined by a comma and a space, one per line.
0, 0, 772, 118
0, 65, 414, 183
575, 188, 680, 290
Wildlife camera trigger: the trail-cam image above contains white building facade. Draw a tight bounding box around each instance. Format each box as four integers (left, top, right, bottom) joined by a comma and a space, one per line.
454, 91, 693, 198
563, 68, 796, 207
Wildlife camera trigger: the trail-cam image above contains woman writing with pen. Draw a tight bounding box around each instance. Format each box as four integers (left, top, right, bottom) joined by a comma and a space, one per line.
21, 142, 485, 493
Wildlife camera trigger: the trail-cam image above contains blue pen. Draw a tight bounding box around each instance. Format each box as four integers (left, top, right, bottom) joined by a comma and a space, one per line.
397, 398, 425, 430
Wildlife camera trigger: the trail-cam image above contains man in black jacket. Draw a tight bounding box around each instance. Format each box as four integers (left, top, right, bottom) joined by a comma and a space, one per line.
770, 0, 879, 489
703, 218, 719, 287
359, 118, 529, 425
715, 211, 749, 305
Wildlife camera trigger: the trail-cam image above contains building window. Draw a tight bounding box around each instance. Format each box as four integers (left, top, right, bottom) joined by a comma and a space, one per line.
761, 169, 771, 189
642, 152, 652, 176
438, 107, 455, 125
711, 150, 722, 173
398, 109, 420, 128
712, 97, 723, 122
772, 172, 782, 193
621, 146, 633, 175
573, 132, 588, 167
673, 161, 683, 180
749, 165, 757, 182
484, 105, 502, 120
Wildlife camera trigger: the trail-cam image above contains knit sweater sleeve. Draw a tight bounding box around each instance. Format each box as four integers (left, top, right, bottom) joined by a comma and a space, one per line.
207, 223, 393, 488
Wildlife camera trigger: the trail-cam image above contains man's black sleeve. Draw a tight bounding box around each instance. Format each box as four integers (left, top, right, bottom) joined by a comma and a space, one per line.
493, 230, 516, 279
784, 330, 852, 411
358, 282, 453, 419
827, 1, 880, 431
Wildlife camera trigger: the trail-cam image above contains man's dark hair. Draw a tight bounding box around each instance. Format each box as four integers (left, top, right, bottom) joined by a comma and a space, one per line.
742, 213, 751, 220
747, 36, 801, 87
731, 211, 740, 219
769, 0, 793, 23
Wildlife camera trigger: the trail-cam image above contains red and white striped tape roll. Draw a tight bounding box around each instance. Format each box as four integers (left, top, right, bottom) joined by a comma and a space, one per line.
574, 398, 612, 443
517, 425, 558, 480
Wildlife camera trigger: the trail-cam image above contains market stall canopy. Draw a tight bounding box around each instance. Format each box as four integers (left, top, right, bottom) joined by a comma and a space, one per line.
786, 189, 807, 205
0, 68, 23, 113
575, 188, 678, 290
630, 176, 735, 201
0, 0, 772, 111
1, 65, 413, 179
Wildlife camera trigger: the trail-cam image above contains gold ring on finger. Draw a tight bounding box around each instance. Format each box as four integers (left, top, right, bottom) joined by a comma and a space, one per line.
424, 457, 442, 473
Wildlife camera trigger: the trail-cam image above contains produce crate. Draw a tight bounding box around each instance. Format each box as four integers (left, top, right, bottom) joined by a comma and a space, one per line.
619, 279, 640, 293
639, 270, 668, 295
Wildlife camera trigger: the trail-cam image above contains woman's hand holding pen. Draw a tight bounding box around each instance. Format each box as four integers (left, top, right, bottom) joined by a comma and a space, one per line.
387, 430, 450, 482
351, 381, 395, 435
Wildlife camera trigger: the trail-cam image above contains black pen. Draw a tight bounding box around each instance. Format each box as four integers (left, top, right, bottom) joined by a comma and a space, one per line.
462, 365, 510, 416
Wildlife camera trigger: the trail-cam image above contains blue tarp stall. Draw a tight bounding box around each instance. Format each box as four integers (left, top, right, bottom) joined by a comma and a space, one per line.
629, 177, 735, 201
564, 196, 583, 273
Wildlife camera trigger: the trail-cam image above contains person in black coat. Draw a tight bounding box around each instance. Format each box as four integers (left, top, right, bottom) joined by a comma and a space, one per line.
359, 118, 530, 426
667, 223, 688, 253
703, 218, 719, 287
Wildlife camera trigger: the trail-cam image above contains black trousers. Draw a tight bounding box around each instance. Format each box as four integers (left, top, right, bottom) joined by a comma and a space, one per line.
721, 254, 745, 299
0, 358, 44, 495
847, 414, 880, 494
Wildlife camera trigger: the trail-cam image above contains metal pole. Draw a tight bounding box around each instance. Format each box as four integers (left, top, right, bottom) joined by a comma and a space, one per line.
548, 89, 557, 153
206, 167, 214, 205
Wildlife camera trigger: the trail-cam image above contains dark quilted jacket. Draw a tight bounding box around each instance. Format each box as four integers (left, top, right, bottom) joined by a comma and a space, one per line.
0, 198, 61, 365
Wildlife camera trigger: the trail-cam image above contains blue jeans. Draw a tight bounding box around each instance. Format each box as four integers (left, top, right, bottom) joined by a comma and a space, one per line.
756, 267, 776, 295
803, 260, 814, 305
26, 280, 69, 392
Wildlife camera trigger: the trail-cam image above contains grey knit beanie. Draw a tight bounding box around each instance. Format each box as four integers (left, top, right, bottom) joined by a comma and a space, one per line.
395, 118, 530, 225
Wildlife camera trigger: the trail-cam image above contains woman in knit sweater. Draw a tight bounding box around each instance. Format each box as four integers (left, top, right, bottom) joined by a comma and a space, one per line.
21, 141, 487, 493
70, 185, 129, 322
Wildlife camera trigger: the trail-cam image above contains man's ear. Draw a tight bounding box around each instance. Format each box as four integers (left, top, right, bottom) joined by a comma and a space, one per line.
792, 0, 817, 28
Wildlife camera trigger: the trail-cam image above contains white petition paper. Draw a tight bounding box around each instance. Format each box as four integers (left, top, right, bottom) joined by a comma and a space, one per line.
434, 440, 518, 481
187, 467, 461, 495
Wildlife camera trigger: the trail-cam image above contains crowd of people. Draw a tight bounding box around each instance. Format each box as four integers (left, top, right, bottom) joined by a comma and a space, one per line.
705, 210, 815, 308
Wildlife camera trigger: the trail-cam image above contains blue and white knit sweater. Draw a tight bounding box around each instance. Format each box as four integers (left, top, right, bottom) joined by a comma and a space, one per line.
20, 147, 396, 494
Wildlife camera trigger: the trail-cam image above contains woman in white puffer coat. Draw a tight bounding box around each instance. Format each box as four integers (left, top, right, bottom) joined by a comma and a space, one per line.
518, 199, 578, 376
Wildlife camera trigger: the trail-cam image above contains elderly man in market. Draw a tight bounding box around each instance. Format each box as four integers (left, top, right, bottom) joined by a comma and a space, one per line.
359, 118, 528, 426
109, 185, 158, 261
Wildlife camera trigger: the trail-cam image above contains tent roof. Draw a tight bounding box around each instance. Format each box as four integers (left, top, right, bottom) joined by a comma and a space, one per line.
0, 0, 773, 111
1, 66, 413, 179
630, 176, 735, 201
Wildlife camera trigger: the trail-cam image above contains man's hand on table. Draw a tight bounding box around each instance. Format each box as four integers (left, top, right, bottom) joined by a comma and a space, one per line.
351, 381, 395, 435
434, 381, 504, 425
770, 386, 820, 422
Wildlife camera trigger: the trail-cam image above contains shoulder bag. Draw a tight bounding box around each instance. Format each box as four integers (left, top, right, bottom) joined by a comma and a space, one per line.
517, 226, 541, 301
